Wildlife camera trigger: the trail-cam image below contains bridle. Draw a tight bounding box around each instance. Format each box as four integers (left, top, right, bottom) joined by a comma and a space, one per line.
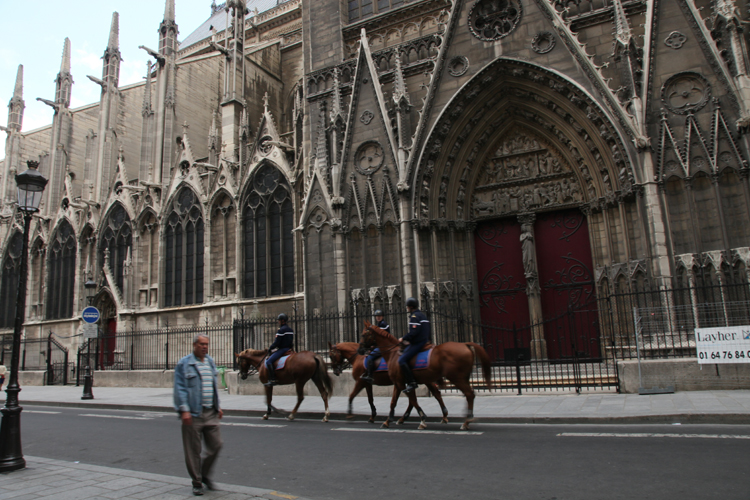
328, 345, 351, 376
238, 354, 263, 379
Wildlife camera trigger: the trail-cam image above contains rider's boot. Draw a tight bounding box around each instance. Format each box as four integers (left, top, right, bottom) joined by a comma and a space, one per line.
264, 365, 277, 386
359, 360, 374, 384
401, 364, 418, 393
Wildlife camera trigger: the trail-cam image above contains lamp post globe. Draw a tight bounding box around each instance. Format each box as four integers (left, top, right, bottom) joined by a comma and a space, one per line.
0, 160, 47, 472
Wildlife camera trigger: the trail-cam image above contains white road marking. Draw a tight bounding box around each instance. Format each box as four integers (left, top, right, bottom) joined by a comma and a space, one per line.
222, 423, 287, 428
25, 410, 61, 414
79, 414, 153, 420
333, 427, 483, 435
558, 432, 750, 440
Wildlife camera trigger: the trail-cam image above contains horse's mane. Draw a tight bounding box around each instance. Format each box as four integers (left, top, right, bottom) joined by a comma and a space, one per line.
239, 348, 268, 357
367, 323, 398, 342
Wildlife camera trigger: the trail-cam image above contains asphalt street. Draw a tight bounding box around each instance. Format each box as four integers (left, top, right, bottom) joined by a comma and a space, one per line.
18, 406, 750, 500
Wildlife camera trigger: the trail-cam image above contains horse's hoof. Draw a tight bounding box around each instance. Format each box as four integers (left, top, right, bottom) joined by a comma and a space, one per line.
322, 415, 329, 423
418, 422, 427, 430
460, 423, 470, 431
262, 414, 269, 420
381, 421, 390, 429
396, 418, 405, 425
441, 417, 449, 424
287, 414, 295, 421
368, 417, 375, 424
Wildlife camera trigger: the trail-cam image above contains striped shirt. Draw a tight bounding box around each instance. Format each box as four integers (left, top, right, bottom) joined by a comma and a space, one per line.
195, 357, 215, 408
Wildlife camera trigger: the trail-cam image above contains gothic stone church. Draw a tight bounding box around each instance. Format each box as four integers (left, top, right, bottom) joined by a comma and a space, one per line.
2, 0, 750, 359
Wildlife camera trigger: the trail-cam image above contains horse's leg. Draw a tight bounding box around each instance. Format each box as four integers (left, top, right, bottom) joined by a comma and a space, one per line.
453, 378, 476, 431
365, 384, 376, 423
396, 391, 414, 425
382, 386, 399, 429
427, 383, 449, 424
405, 390, 428, 430
347, 380, 365, 420
288, 379, 305, 421
312, 374, 330, 423
263, 385, 273, 420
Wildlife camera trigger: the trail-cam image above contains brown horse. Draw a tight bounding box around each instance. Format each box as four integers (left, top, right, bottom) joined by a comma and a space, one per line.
360, 321, 493, 430
328, 342, 449, 424
235, 349, 333, 422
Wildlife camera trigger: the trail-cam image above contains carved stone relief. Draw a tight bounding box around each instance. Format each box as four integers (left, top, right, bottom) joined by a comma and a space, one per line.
360, 110, 374, 125
354, 141, 384, 176
471, 131, 585, 219
468, 0, 522, 42
531, 32, 555, 54
664, 31, 687, 50
448, 56, 469, 77
661, 72, 711, 115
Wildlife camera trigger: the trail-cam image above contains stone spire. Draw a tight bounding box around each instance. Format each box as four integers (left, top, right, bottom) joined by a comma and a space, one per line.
7, 65, 24, 132
56, 38, 73, 108
103, 12, 122, 88
218, 0, 247, 162
142, 61, 153, 116
314, 101, 328, 173
612, 0, 632, 50
1, 65, 24, 207
392, 51, 411, 109
329, 68, 345, 125
139, 61, 155, 184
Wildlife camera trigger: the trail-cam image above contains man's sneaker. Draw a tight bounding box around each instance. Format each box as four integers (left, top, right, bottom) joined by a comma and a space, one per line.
192, 485, 204, 496
202, 478, 215, 491
359, 373, 374, 384
402, 383, 418, 394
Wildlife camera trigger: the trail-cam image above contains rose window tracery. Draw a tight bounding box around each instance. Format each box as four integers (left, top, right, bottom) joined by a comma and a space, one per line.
468, 0, 522, 42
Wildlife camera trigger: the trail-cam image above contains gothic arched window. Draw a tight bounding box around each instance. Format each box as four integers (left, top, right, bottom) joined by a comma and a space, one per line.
46, 220, 76, 319
164, 188, 204, 307
243, 164, 294, 298
0, 232, 24, 328
99, 204, 132, 294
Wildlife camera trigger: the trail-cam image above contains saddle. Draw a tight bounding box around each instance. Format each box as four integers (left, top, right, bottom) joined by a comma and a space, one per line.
378, 347, 433, 371
270, 351, 294, 371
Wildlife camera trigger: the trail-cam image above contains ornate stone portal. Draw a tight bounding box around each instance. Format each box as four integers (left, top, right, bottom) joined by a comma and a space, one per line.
471, 129, 585, 219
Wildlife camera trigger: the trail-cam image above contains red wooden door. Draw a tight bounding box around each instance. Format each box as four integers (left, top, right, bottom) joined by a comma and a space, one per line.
474, 218, 530, 362
534, 210, 601, 359
99, 318, 117, 367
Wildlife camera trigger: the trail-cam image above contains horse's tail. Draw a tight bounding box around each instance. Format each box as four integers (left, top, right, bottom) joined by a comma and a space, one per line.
467, 342, 493, 389
313, 353, 334, 398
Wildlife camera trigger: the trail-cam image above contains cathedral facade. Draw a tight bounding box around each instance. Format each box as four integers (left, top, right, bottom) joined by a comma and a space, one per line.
2, 0, 750, 360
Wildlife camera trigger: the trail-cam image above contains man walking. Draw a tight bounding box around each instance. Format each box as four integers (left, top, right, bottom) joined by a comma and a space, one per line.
174, 334, 223, 496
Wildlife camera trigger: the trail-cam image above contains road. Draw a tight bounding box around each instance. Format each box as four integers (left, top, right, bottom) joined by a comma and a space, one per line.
17, 406, 750, 500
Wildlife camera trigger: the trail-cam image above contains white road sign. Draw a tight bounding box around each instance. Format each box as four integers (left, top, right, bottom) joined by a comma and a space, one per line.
695, 326, 750, 364
83, 323, 98, 339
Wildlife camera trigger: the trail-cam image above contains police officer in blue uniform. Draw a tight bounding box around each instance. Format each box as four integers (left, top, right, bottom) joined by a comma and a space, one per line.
398, 297, 430, 393
360, 310, 390, 384
264, 313, 294, 387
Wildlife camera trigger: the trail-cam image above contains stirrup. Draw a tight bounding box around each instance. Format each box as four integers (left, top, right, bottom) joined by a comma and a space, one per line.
402, 383, 418, 394
360, 373, 374, 383
264, 379, 277, 387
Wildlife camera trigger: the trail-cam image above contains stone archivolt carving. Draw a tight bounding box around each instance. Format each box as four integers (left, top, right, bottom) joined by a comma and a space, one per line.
661, 72, 711, 115
468, 0, 522, 42
470, 131, 584, 219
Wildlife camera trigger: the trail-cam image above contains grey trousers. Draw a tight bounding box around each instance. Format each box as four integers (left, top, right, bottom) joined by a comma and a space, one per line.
181, 408, 223, 487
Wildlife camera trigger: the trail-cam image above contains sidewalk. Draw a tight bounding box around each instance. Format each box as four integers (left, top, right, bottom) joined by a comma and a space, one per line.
4, 385, 750, 424
0, 455, 313, 500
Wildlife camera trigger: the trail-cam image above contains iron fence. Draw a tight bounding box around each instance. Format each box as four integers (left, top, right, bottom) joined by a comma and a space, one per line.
4, 282, 749, 393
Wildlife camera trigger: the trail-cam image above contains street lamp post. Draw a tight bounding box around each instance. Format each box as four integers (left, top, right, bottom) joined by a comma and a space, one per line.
0, 160, 47, 472
82, 278, 97, 400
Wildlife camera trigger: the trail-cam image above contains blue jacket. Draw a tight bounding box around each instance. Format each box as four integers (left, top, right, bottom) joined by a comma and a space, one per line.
403, 310, 430, 345
173, 353, 221, 417
377, 320, 390, 333
269, 324, 294, 351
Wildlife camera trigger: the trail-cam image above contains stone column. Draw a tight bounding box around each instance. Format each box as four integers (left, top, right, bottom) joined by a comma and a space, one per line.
518, 213, 547, 359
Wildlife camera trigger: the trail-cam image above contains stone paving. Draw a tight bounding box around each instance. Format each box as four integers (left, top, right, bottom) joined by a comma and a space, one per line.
0, 456, 312, 500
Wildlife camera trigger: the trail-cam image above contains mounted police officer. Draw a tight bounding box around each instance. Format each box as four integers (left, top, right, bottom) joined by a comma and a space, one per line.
264, 313, 294, 387
360, 310, 390, 384
398, 297, 430, 393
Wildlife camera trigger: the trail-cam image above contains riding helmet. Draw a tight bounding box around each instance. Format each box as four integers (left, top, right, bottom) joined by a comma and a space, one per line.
405, 297, 419, 309
278, 313, 288, 322
374, 309, 384, 317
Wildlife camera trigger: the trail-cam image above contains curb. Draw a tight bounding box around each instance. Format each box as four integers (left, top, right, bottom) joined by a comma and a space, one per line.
13, 399, 750, 425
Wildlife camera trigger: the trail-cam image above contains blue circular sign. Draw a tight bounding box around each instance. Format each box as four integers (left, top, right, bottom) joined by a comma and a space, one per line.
82, 306, 100, 324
